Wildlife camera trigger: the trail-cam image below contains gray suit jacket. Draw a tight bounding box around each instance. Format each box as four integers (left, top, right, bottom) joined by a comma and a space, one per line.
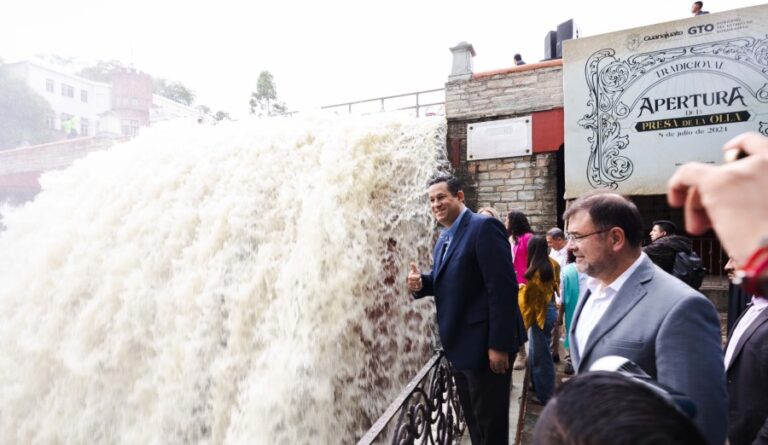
570, 255, 727, 445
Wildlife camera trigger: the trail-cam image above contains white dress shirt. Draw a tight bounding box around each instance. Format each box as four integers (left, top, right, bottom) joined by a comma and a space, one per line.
574, 253, 646, 355
551, 247, 568, 304
724, 296, 768, 367
549, 246, 568, 269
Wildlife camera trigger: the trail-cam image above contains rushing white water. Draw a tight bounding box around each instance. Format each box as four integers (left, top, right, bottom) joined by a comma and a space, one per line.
0, 114, 446, 444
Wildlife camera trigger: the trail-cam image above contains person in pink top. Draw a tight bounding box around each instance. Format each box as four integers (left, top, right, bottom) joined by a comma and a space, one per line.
507, 209, 534, 369
507, 209, 534, 284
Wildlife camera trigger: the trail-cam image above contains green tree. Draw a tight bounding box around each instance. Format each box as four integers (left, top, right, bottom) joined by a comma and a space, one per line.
34, 53, 76, 69
214, 110, 231, 121
76, 59, 128, 83
154, 78, 196, 106
271, 102, 288, 115
249, 71, 277, 115
79, 60, 197, 106
0, 71, 55, 150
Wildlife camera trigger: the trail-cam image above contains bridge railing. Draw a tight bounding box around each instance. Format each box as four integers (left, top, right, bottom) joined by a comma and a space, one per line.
356, 350, 465, 445
321, 88, 445, 118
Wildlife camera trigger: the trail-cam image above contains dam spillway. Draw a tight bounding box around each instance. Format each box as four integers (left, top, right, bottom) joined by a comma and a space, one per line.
0, 114, 446, 444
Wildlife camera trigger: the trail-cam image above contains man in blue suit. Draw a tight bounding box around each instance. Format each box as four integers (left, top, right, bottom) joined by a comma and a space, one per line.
407, 175, 526, 445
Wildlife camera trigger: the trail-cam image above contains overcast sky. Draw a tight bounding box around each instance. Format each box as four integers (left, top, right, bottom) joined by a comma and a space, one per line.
1, 1, 764, 117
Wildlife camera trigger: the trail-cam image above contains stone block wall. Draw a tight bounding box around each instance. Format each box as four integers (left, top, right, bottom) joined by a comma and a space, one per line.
445, 64, 563, 121
468, 153, 558, 230
445, 62, 564, 233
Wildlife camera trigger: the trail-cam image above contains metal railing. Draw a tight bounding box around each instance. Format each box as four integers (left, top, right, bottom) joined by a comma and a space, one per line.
321, 88, 445, 118
691, 237, 727, 286
356, 350, 465, 445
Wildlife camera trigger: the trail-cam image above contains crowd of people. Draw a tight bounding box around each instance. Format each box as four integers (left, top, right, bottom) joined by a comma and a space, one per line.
406, 131, 768, 444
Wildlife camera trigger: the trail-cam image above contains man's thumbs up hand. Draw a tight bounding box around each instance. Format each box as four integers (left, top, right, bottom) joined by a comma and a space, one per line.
407, 262, 423, 292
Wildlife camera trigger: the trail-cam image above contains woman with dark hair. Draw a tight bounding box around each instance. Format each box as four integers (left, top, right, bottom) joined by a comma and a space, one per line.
519, 235, 560, 404
507, 209, 534, 370
506, 209, 533, 284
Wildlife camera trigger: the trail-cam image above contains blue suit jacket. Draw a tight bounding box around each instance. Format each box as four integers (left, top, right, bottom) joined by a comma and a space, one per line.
414, 210, 526, 370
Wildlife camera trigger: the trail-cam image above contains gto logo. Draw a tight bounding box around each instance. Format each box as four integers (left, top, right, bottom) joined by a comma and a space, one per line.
688, 24, 714, 35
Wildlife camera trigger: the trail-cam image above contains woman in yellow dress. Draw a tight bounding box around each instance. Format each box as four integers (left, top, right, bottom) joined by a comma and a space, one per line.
518, 235, 560, 404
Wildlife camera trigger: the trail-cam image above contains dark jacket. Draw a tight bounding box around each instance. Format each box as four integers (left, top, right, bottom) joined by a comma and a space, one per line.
644, 234, 692, 273
726, 308, 768, 445
414, 210, 527, 370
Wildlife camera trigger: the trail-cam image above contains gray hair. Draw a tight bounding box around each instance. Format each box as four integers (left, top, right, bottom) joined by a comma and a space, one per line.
546, 227, 565, 239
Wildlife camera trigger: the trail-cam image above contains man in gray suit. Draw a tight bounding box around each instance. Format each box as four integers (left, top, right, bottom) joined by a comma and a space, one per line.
564, 191, 727, 445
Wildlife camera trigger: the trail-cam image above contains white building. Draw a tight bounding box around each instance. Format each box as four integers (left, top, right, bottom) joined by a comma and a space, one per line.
3, 60, 204, 142
2, 60, 112, 137
151, 94, 205, 123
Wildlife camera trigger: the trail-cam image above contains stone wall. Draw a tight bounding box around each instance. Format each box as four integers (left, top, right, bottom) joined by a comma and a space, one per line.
468, 153, 558, 230
445, 63, 563, 120
445, 62, 564, 233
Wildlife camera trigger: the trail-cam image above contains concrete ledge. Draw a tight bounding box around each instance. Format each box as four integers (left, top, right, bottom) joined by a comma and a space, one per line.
472, 60, 563, 80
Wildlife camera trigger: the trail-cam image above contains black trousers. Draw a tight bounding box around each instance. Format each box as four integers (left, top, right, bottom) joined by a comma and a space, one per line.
452, 357, 514, 445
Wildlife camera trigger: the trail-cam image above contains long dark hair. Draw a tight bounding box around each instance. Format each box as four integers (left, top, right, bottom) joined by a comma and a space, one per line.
525, 235, 554, 282
506, 209, 532, 241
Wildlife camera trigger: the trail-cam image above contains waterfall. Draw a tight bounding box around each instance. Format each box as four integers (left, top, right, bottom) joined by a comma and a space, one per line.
0, 113, 446, 444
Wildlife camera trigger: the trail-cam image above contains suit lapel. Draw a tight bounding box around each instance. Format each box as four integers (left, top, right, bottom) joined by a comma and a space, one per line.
432, 235, 447, 276
726, 308, 768, 371
435, 210, 470, 279
725, 307, 750, 348
578, 256, 653, 369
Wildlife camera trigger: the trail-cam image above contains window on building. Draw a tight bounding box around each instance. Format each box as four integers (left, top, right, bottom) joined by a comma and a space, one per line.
121, 119, 140, 138
81, 118, 89, 136
46, 79, 54, 93
61, 84, 74, 98
81, 90, 88, 103
45, 114, 55, 129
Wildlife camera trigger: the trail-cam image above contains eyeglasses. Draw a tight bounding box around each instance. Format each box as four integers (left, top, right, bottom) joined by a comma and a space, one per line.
565, 228, 611, 243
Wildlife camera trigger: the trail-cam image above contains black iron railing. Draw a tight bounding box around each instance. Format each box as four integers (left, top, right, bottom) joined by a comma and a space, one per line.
356, 351, 465, 445
691, 237, 728, 287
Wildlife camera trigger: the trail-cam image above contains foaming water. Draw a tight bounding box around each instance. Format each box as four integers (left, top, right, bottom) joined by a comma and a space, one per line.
0, 114, 446, 444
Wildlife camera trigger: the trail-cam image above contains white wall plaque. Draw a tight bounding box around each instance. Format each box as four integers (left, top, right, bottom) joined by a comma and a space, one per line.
563, 4, 768, 197
467, 116, 532, 161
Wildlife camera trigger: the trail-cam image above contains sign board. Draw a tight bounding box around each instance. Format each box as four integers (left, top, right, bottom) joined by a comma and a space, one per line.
467, 116, 532, 161
564, 5, 768, 197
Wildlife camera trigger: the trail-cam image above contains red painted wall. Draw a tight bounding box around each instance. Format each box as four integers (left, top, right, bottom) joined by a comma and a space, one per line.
532, 108, 564, 153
